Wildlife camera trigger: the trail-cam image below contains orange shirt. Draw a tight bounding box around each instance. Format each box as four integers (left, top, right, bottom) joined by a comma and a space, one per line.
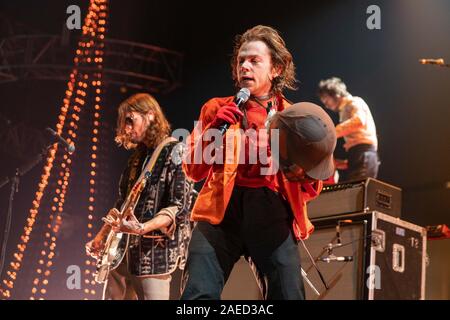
182, 95, 322, 240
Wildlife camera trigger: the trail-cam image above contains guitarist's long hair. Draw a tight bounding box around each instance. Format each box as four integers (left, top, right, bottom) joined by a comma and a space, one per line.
115, 93, 171, 149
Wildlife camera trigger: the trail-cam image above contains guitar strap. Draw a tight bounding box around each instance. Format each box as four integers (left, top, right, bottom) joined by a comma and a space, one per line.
119, 136, 177, 212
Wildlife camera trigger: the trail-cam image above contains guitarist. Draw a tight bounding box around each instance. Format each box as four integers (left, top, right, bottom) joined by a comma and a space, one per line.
85, 93, 193, 300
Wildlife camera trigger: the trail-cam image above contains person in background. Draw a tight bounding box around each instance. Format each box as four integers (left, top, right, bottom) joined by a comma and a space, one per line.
318, 77, 379, 182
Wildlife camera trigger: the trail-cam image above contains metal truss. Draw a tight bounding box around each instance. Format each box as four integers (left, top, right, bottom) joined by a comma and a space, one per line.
0, 115, 48, 162
0, 34, 183, 94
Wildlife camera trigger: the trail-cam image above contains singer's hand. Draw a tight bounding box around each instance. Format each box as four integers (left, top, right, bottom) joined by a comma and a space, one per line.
210, 103, 244, 129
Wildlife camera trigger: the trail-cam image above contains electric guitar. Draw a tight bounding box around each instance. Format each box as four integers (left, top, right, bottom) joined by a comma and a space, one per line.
93, 137, 177, 283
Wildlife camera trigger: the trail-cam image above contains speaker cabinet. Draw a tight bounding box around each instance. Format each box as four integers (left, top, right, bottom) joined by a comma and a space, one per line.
299, 219, 367, 299
300, 211, 426, 300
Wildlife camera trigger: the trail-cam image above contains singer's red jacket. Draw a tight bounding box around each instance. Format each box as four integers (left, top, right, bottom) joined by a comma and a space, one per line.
182, 95, 322, 240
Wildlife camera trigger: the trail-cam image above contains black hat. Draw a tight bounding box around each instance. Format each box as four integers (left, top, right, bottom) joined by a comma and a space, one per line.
270, 102, 336, 180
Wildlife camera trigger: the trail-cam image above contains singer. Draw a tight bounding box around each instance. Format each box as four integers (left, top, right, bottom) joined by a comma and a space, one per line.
181, 25, 335, 300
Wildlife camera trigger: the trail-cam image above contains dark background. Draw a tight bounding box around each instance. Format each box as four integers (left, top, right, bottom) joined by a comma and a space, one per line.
0, 0, 449, 299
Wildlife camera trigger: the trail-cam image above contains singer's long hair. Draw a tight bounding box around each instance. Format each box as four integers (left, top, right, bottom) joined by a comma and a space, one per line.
231, 25, 297, 94
115, 93, 171, 150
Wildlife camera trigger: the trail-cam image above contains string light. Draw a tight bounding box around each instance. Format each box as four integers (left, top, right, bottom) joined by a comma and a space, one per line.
0, 0, 109, 300
82, 0, 108, 299
33, 1, 109, 300
0, 70, 72, 299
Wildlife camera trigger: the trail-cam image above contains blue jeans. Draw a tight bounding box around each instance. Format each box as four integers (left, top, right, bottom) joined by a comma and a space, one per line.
180, 186, 305, 300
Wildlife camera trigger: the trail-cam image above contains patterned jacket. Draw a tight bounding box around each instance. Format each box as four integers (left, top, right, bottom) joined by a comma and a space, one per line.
115, 141, 194, 276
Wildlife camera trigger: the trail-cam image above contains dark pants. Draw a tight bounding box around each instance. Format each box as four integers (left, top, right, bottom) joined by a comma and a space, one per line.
341, 144, 380, 182
180, 186, 305, 300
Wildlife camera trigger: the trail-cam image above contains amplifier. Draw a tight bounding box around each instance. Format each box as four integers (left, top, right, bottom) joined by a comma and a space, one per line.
307, 178, 402, 219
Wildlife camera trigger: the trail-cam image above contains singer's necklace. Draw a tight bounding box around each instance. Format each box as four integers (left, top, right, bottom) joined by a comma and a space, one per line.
251, 94, 277, 113
253, 93, 272, 101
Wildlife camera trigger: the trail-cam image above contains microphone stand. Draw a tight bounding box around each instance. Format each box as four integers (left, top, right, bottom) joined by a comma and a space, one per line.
301, 267, 320, 296
0, 144, 55, 278
299, 238, 329, 293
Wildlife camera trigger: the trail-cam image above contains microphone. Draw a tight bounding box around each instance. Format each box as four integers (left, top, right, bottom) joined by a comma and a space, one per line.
319, 255, 353, 263
419, 58, 445, 65
324, 243, 343, 250
218, 87, 251, 135
46, 127, 75, 154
